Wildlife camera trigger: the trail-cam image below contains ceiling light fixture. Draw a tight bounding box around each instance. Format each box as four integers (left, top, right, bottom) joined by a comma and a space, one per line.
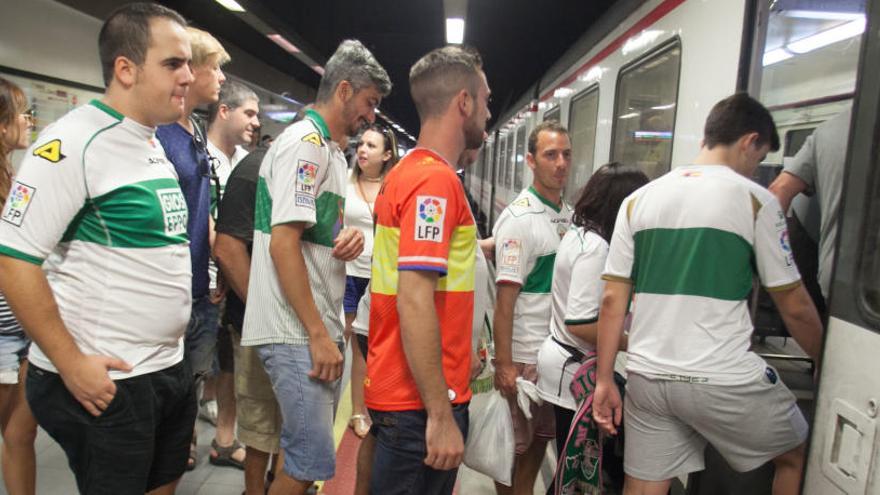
311, 65, 325, 76
215, 0, 246, 12
446, 18, 465, 44
267, 34, 301, 54
787, 17, 865, 54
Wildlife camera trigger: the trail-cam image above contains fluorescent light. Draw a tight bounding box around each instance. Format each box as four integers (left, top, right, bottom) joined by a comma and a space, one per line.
267, 34, 301, 54
787, 17, 865, 54
619, 112, 640, 120
553, 87, 574, 99
446, 18, 465, 44
311, 65, 325, 76
763, 47, 793, 66
783, 10, 863, 21
651, 103, 676, 110
622, 30, 663, 56
215, 0, 245, 12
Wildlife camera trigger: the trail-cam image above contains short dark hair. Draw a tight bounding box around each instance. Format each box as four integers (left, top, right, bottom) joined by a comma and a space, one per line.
703, 93, 779, 152
528, 120, 569, 155
208, 80, 259, 124
99, 3, 187, 87
410, 46, 483, 120
571, 162, 649, 243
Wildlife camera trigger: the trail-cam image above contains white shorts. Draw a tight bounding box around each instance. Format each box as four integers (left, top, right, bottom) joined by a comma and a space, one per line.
623, 368, 808, 481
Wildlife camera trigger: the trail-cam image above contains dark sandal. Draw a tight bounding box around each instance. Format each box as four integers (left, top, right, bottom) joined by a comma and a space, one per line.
209, 438, 245, 470
186, 438, 197, 471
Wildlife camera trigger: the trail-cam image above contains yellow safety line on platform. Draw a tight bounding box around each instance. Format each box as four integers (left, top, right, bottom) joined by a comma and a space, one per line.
315, 380, 353, 491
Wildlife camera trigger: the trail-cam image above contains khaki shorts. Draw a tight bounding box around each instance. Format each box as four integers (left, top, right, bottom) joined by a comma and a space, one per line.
506, 362, 556, 455
623, 368, 808, 481
232, 329, 281, 454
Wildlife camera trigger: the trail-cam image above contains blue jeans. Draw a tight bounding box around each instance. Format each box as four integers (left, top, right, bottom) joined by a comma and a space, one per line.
369, 404, 469, 495
183, 296, 220, 378
257, 343, 343, 481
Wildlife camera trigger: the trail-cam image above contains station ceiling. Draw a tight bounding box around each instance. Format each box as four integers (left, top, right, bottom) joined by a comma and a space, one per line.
62, 0, 619, 139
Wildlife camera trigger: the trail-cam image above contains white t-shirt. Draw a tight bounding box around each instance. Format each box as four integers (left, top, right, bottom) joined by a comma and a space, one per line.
344, 175, 375, 279
537, 227, 606, 410
603, 165, 801, 385
493, 186, 571, 364
0, 100, 191, 378
207, 141, 248, 289
241, 109, 348, 346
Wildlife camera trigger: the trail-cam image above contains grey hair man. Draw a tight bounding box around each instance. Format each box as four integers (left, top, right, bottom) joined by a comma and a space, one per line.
240, 39, 390, 495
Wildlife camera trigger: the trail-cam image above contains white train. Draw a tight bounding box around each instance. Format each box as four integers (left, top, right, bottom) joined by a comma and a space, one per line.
465, 0, 879, 493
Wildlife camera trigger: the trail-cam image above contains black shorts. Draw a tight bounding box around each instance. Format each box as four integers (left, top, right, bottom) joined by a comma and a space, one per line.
26, 360, 197, 494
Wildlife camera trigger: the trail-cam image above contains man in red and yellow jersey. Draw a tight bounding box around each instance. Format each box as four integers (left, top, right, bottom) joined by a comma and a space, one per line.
365, 45, 491, 495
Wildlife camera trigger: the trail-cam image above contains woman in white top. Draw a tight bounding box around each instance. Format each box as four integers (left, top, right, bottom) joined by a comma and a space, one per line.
345, 124, 398, 438
0, 76, 38, 495
535, 162, 648, 459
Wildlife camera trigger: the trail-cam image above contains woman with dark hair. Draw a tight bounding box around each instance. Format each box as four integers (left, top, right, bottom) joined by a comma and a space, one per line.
535, 162, 649, 467
345, 123, 398, 438
0, 76, 38, 495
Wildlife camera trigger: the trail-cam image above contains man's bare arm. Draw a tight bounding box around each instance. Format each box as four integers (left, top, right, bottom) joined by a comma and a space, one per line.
768, 284, 824, 363
592, 280, 631, 435
0, 256, 131, 416
269, 223, 342, 381
492, 283, 520, 397
768, 171, 808, 214
398, 269, 464, 471
214, 232, 251, 301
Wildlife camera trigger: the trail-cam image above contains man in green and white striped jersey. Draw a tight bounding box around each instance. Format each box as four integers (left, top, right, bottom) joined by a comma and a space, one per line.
492, 120, 572, 494
593, 93, 824, 495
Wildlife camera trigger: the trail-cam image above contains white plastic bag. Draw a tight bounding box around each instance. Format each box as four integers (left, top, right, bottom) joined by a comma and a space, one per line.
463, 389, 515, 486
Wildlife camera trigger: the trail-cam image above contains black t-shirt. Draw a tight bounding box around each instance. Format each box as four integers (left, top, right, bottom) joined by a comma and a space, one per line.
216, 148, 266, 331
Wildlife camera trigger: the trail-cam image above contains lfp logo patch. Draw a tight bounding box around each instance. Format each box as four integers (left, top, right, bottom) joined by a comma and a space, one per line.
415, 195, 446, 242
1, 181, 35, 227
297, 162, 317, 186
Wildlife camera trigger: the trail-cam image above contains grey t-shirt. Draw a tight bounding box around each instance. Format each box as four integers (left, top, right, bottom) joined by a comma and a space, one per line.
784, 105, 851, 298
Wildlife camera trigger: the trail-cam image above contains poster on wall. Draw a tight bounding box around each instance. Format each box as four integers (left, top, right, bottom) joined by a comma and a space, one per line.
0, 71, 103, 170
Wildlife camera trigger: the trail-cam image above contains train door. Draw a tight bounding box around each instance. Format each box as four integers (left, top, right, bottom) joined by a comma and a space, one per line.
802, 0, 880, 491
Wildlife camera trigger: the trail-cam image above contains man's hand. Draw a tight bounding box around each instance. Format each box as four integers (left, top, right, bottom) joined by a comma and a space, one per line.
592, 378, 623, 435
308, 334, 343, 382
424, 412, 465, 470
209, 271, 227, 304
58, 354, 133, 417
332, 227, 364, 261
478, 237, 495, 262
493, 360, 518, 398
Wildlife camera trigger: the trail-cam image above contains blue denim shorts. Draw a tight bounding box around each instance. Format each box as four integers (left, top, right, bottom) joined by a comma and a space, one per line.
369, 403, 470, 495
0, 333, 29, 384
184, 296, 220, 378
344, 276, 370, 314
257, 343, 343, 481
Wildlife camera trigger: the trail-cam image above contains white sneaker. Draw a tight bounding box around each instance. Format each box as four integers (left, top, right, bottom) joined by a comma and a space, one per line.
198, 398, 218, 425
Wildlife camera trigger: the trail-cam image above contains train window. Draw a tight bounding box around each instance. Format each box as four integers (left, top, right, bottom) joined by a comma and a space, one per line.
564, 86, 599, 204
611, 39, 681, 180
513, 125, 527, 192
758, 2, 863, 166
544, 106, 561, 123
861, 147, 880, 320
498, 135, 508, 188
784, 128, 816, 158
506, 132, 516, 189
